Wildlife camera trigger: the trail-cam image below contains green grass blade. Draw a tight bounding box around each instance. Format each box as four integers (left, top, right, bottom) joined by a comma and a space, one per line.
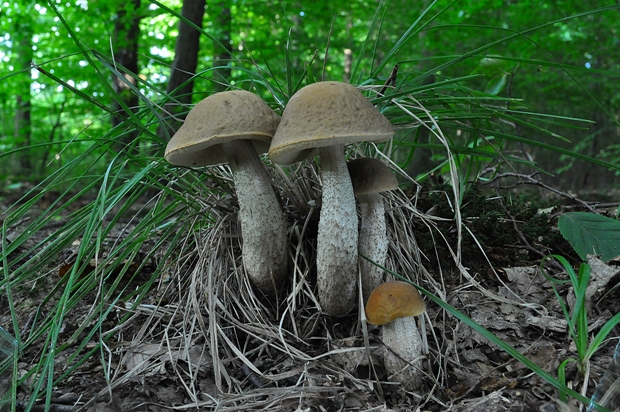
365, 255, 609, 410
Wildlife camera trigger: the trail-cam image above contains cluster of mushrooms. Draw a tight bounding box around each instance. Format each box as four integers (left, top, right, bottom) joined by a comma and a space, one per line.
164, 82, 427, 391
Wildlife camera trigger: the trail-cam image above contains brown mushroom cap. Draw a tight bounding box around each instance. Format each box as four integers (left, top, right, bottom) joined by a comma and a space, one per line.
347, 158, 399, 195
365, 281, 426, 325
165, 90, 280, 167
268, 82, 394, 165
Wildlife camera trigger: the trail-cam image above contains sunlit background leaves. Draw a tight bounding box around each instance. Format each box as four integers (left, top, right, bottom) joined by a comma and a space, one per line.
1, 0, 619, 187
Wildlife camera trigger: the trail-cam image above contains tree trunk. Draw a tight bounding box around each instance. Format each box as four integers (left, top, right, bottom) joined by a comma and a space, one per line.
111, 0, 142, 152
13, 11, 34, 173
212, 0, 232, 93
158, 0, 206, 139
343, 49, 353, 83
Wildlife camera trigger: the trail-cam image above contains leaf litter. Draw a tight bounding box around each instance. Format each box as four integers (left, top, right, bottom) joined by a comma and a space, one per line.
2, 154, 620, 411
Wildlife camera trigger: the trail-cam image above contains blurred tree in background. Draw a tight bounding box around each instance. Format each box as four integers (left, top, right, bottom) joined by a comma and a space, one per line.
0, 0, 618, 190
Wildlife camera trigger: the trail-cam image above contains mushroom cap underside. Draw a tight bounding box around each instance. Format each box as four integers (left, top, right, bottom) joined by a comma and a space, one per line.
365, 281, 426, 325
268, 81, 394, 165
347, 157, 399, 195
165, 90, 281, 167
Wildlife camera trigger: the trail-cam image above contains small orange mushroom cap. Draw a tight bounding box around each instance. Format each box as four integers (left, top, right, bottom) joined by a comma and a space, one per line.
365, 281, 426, 325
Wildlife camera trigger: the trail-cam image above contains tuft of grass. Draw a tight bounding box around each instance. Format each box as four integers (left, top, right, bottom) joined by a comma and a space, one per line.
541, 212, 620, 408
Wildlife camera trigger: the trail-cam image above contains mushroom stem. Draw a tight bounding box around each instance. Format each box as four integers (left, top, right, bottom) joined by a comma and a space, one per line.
221, 139, 288, 295
316, 144, 358, 316
382, 316, 424, 390
358, 192, 388, 302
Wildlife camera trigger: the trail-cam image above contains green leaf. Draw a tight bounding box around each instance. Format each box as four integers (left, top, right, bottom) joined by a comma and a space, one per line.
474, 55, 511, 77
558, 212, 620, 261
485, 74, 508, 95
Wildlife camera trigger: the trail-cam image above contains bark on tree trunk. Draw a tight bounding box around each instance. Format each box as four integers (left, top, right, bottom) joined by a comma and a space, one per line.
212, 0, 232, 93
111, 0, 142, 152
343, 48, 352, 83
158, 0, 206, 139
13, 12, 33, 172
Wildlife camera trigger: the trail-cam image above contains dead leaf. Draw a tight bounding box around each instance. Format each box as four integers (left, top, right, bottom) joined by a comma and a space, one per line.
122, 343, 213, 377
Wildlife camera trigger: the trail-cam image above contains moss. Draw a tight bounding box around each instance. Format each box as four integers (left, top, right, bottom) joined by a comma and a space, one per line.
412, 184, 578, 275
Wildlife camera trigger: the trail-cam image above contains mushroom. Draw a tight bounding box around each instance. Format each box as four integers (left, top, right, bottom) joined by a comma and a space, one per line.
347, 158, 399, 302
165, 90, 289, 296
365, 280, 426, 390
268, 82, 394, 316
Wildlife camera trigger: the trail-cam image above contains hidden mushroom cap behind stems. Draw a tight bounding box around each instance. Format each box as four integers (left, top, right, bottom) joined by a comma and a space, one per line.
348, 158, 399, 195
348, 158, 399, 301
165, 90, 289, 296
268, 82, 394, 316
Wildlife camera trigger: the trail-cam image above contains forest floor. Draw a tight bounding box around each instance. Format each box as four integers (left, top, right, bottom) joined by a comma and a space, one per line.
2, 181, 620, 412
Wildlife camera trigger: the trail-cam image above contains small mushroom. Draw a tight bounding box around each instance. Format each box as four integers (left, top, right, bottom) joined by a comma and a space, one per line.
347, 158, 399, 302
165, 90, 289, 296
269, 82, 393, 316
365, 281, 426, 390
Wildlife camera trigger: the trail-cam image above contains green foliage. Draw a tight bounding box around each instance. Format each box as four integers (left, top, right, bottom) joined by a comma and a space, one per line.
472, 55, 514, 95
1, 154, 203, 409
558, 212, 620, 261
0, 326, 17, 407
1, 0, 620, 409
0, 0, 619, 184
541, 213, 620, 408
542, 256, 620, 409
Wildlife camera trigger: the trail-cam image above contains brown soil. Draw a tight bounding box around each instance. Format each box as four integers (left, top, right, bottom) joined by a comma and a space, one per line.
1, 182, 620, 412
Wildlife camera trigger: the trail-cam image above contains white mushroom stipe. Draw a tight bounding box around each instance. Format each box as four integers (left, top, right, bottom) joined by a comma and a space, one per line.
316, 144, 358, 316
221, 140, 289, 295
347, 157, 398, 302
358, 193, 389, 301
164, 90, 288, 296
268, 82, 394, 315
382, 316, 424, 390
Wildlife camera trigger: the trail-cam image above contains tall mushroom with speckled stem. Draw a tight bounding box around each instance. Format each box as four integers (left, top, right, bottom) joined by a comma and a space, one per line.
365, 281, 427, 390
268, 82, 394, 316
347, 158, 399, 302
165, 90, 288, 296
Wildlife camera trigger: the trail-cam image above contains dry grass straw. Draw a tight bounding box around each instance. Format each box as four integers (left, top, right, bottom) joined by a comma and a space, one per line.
96, 160, 450, 411
97, 99, 522, 411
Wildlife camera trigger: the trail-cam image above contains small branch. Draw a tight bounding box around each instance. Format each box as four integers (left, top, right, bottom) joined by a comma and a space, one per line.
16, 401, 75, 412
492, 187, 574, 271
495, 193, 548, 260
505, 67, 537, 172
378, 64, 398, 98
242, 363, 264, 388
483, 172, 598, 213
